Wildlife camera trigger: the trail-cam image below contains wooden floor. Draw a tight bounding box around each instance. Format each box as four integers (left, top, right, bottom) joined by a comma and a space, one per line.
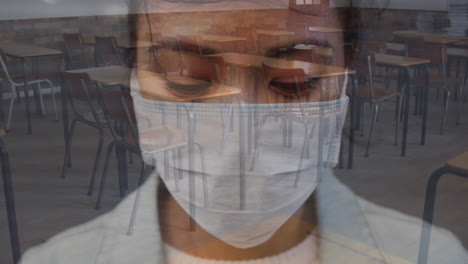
1, 81, 468, 263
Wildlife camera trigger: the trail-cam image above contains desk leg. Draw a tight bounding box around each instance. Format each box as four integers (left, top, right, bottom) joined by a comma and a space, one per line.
440, 47, 449, 134
456, 58, 468, 125
31, 57, 42, 115
239, 103, 246, 210
22, 59, 32, 134
401, 67, 411, 157
60, 71, 72, 168
188, 110, 196, 231
348, 74, 357, 169
0, 140, 21, 264
115, 123, 128, 197
421, 64, 430, 146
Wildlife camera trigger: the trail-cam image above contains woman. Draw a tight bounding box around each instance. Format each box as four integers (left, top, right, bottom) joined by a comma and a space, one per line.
21, 1, 468, 263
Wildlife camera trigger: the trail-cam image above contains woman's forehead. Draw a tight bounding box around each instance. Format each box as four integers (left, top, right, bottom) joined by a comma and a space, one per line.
145, 0, 290, 13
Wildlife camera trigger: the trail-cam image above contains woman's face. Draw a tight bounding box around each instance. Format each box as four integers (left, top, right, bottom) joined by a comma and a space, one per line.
131, 0, 348, 250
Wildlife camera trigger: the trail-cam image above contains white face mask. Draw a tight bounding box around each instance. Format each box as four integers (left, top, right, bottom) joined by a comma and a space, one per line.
131, 74, 349, 249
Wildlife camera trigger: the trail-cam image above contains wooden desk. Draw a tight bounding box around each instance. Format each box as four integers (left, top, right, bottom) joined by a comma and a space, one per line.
375, 53, 430, 67
308, 27, 344, 33
117, 40, 159, 49
136, 75, 241, 102
423, 38, 458, 45
375, 53, 430, 156
178, 33, 247, 53
84, 38, 158, 48
193, 34, 246, 44
0, 44, 62, 58
215, 53, 355, 77
393, 30, 468, 41
213, 52, 358, 168
256, 30, 295, 37
69, 66, 241, 199
68, 65, 241, 102
68, 65, 158, 86
0, 43, 62, 134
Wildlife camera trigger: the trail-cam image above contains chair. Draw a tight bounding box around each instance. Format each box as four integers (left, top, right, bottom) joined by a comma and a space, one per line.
184, 53, 226, 83
94, 86, 143, 209
249, 63, 315, 183
0, 48, 58, 131
94, 36, 123, 67
417, 152, 468, 264
209, 24, 229, 36
182, 54, 232, 153
232, 25, 258, 54
348, 41, 402, 157
63, 33, 87, 70
405, 36, 449, 134
61, 72, 108, 196
95, 86, 206, 214
0, 131, 21, 263
177, 34, 205, 55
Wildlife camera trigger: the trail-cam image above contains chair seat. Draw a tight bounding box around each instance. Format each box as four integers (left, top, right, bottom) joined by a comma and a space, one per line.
347, 86, 398, 100
139, 126, 188, 153
11, 74, 50, 85
83, 110, 108, 125
446, 152, 468, 175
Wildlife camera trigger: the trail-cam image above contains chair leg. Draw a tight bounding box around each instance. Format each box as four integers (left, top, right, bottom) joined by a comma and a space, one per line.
456, 78, 467, 125
440, 89, 450, 134
0, 140, 21, 264
61, 119, 78, 179
195, 143, 207, 208
360, 101, 365, 137
127, 159, 147, 236
95, 141, 116, 210
417, 167, 448, 264
250, 115, 270, 171
38, 83, 46, 116
395, 95, 402, 146
87, 129, 104, 196
171, 149, 179, 192
219, 103, 233, 154
6, 95, 15, 131
47, 81, 58, 121
365, 103, 379, 157
293, 125, 311, 188
128, 150, 134, 165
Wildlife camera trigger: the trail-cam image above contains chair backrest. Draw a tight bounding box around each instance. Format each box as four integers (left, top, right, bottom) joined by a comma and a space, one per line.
353, 41, 386, 75
209, 24, 229, 36
288, 48, 317, 63
0, 48, 15, 85
405, 36, 445, 65
95, 36, 123, 67
63, 33, 87, 69
353, 41, 386, 100
177, 34, 204, 55
233, 26, 257, 54
185, 54, 226, 83
62, 72, 102, 123
97, 85, 137, 141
